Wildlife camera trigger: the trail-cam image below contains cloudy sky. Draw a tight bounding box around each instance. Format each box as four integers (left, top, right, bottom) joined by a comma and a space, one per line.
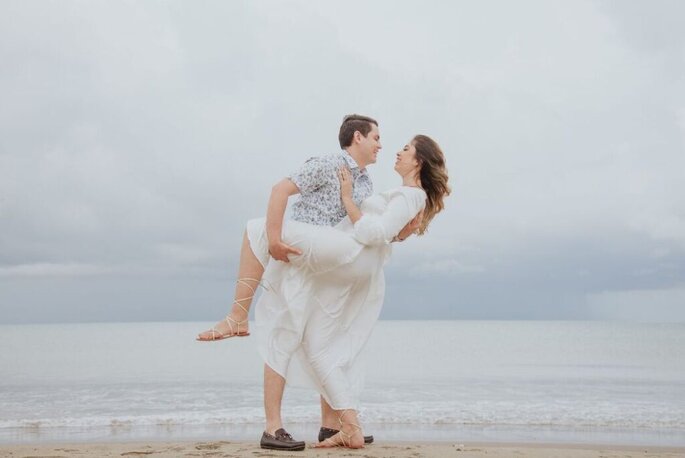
1, 0, 684, 324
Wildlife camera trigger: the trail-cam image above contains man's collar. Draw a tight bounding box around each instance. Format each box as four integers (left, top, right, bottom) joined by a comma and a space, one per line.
342, 151, 363, 171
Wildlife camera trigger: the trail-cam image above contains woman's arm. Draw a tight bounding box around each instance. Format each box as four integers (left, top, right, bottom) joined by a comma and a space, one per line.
337, 166, 424, 245
354, 190, 424, 246
392, 208, 424, 242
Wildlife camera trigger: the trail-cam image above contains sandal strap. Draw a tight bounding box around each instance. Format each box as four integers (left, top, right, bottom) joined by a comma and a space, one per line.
230, 277, 264, 316
334, 409, 362, 447
337, 410, 361, 430
204, 277, 265, 340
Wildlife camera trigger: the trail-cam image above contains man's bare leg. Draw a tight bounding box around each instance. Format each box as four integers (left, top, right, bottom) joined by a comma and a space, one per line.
197, 231, 264, 339
264, 363, 286, 435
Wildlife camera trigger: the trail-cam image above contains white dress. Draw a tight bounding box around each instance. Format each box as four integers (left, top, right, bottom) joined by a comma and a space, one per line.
246, 186, 426, 410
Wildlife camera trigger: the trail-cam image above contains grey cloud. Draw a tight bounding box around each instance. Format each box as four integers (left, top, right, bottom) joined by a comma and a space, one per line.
1, 0, 684, 323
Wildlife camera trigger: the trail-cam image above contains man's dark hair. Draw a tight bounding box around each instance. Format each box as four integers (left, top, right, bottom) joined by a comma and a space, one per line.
338, 114, 378, 149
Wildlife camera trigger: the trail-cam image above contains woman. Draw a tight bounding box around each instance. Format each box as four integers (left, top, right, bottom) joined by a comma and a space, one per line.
198, 134, 450, 448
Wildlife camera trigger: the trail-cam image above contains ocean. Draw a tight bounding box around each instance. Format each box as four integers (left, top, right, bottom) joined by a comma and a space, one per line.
1, 320, 683, 446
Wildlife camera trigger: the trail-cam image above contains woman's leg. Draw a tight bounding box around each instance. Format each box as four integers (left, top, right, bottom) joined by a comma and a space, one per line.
315, 409, 364, 448
301, 305, 365, 448
197, 231, 265, 340
320, 397, 339, 429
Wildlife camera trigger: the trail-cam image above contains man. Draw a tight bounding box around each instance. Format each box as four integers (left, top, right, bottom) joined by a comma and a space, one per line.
259, 114, 419, 451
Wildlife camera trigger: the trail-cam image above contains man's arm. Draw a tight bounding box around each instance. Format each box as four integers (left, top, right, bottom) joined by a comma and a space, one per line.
266, 178, 302, 262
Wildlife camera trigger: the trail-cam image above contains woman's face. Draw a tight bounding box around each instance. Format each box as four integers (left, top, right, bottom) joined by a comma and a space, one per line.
394, 141, 420, 177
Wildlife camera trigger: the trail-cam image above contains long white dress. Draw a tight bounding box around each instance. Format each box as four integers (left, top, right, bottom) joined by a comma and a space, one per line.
246, 186, 426, 410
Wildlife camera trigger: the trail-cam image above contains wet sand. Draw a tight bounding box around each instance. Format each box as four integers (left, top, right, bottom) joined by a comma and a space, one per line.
2, 440, 684, 457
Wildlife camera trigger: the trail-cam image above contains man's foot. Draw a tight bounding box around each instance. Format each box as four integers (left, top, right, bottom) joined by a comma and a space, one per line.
260, 428, 305, 451
196, 313, 249, 341
319, 426, 374, 444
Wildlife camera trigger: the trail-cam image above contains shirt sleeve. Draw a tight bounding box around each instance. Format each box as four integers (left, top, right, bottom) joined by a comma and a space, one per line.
287, 157, 334, 195
353, 190, 424, 246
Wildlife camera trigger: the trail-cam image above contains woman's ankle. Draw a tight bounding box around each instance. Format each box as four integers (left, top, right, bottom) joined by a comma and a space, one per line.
228, 309, 249, 322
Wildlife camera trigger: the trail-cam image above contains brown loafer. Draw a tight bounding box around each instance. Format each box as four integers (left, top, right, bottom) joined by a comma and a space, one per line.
260, 428, 305, 451
318, 426, 374, 444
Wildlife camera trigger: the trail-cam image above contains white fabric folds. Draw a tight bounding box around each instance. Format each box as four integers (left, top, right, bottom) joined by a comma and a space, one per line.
247, 186, 426, 410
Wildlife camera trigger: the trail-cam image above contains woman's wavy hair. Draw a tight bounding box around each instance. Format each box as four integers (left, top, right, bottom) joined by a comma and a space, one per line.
413, 134, 451, 235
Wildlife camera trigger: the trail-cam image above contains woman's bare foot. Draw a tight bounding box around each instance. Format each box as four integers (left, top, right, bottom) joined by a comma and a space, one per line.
314, 428, 364, 448
196, 312, 249, 341
314, 410, 364, 449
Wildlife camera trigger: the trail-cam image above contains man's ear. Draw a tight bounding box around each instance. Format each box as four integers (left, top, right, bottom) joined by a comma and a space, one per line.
353, 131, 362, 143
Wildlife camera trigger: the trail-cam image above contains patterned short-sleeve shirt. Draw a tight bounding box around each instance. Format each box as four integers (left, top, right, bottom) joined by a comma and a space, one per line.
288, 151, 373, 226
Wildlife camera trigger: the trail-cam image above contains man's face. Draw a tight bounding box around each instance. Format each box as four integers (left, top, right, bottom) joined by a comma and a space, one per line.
358, 124, 382, 165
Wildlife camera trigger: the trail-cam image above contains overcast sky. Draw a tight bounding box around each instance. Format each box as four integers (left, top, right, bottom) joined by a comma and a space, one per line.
1, 0, 684, 324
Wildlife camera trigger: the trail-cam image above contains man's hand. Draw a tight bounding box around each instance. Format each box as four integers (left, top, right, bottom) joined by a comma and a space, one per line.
268, 240, 303, 263
265, 178, 301, 262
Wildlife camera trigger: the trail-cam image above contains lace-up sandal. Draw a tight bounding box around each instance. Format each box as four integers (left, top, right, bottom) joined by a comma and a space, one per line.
319, 426, 374, 444
314, 410, 364, 449
196, 278, 262, 341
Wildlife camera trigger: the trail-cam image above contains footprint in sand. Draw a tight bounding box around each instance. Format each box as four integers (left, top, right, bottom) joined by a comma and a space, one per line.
21, 455, 66, 458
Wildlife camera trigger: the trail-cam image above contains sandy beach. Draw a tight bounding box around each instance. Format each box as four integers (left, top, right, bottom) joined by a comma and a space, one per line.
1, 441, 684, 458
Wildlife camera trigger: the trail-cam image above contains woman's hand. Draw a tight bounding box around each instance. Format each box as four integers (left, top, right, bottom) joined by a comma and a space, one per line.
337, 166, 362, 223
337, 166, 353, 201
394, 208, 424, 242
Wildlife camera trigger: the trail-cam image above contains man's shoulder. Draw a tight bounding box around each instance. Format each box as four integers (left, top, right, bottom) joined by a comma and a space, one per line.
315, 151, 360, 172
311, 151, 346, 161
301, 152, 346, 167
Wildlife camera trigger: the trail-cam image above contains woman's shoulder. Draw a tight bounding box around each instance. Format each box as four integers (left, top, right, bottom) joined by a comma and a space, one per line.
381, 186, 427, 205
381, 185, 426, 196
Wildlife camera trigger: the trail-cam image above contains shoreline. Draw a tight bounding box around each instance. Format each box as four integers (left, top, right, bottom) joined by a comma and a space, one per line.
3, 422, 684, 449
4, 423, 684, 447
2, 440, 684, 457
